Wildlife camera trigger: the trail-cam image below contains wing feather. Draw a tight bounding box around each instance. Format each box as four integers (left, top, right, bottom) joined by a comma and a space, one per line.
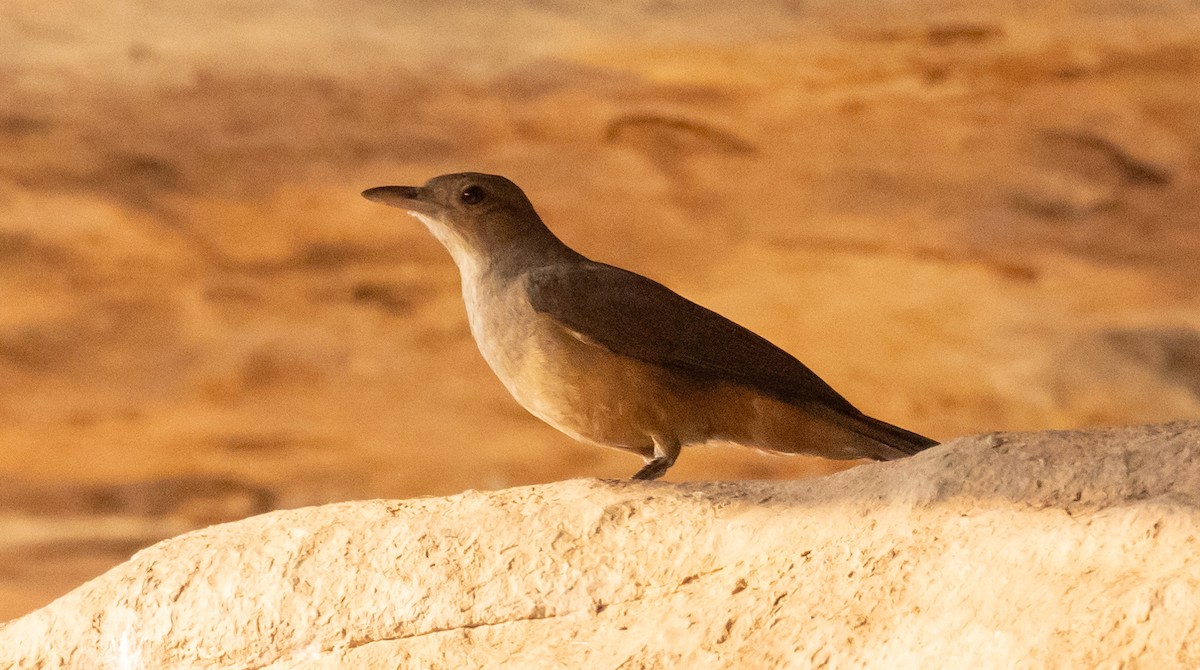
525, 263, 858, 413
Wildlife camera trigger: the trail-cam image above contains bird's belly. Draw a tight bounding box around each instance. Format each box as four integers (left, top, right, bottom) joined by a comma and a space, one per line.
505, 327, 671, 449
470, 297, 691, 451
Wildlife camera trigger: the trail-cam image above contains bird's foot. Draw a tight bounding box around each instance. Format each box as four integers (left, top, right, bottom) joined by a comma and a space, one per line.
630, 437, 680, 481
631, 457, 672, 480
628, 451, 676, 482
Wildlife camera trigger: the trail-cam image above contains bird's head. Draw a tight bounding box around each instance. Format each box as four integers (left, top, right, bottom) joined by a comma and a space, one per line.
363, 173, 557, 272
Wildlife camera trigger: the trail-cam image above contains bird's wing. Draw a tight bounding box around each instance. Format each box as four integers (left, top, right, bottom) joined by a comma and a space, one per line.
525, 262, 858, 412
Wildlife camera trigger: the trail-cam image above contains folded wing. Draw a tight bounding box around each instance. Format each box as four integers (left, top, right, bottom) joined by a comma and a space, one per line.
525, 262, 859, 414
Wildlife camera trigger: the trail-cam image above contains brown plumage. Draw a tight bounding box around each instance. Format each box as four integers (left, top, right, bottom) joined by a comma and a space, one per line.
363, 172, 937, 480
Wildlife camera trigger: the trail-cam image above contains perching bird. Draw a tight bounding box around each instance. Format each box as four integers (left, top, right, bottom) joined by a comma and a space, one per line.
363, 173, 937, 480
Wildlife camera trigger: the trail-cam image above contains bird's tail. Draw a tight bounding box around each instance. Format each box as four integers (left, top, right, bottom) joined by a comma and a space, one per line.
815, 405, 939, 461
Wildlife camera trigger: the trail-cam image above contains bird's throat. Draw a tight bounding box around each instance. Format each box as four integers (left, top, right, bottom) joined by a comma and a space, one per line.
411, 211, 487, 278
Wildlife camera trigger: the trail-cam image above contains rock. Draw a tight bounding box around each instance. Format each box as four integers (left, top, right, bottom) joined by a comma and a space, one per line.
7, 0, 1200, 619
1055, 328, 1200, 424
2, 421, 1199, 668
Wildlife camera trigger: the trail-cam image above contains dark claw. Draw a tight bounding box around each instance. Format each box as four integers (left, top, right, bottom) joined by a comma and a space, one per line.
631, 457, 672, 481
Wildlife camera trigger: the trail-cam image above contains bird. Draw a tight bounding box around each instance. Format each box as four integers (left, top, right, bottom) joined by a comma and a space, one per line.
362, 173, 937, 480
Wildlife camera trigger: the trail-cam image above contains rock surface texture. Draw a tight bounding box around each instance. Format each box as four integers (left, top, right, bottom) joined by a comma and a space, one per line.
2, 421, 1198, 668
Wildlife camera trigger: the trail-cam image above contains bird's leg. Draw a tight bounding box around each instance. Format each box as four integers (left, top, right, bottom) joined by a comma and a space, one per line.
630, 437, 680, 481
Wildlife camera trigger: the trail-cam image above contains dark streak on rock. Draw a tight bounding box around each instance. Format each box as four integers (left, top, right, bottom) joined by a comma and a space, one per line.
0, 475, 277, 519
1039, 129, 1173, 186
768, 236, 1041, 283
1102, 328, 1200, 398
351, 282, 414, 315
605, 113, 758, 156
0, 115, 52, 137
926, 23, 1005, 47
0, 537, 157, 563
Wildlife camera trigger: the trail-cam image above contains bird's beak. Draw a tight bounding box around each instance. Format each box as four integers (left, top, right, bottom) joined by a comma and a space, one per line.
361, 185, 437, 216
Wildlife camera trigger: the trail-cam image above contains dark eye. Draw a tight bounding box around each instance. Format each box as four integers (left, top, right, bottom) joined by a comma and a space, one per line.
460, 185, 485, 205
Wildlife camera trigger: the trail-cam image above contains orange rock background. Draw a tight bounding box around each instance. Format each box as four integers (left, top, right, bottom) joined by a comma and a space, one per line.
2, 1, 1199, 620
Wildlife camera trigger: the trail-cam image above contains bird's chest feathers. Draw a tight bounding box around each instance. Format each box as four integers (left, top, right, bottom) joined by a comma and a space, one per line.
461, 274, 614, 440
462, 275, 551, 389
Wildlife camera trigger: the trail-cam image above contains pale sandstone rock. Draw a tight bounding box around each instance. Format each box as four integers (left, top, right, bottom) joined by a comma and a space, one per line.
2, 421, 1199, 668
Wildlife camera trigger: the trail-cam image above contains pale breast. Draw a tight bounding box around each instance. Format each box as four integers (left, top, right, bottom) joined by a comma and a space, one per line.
461, 272, 683, 450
